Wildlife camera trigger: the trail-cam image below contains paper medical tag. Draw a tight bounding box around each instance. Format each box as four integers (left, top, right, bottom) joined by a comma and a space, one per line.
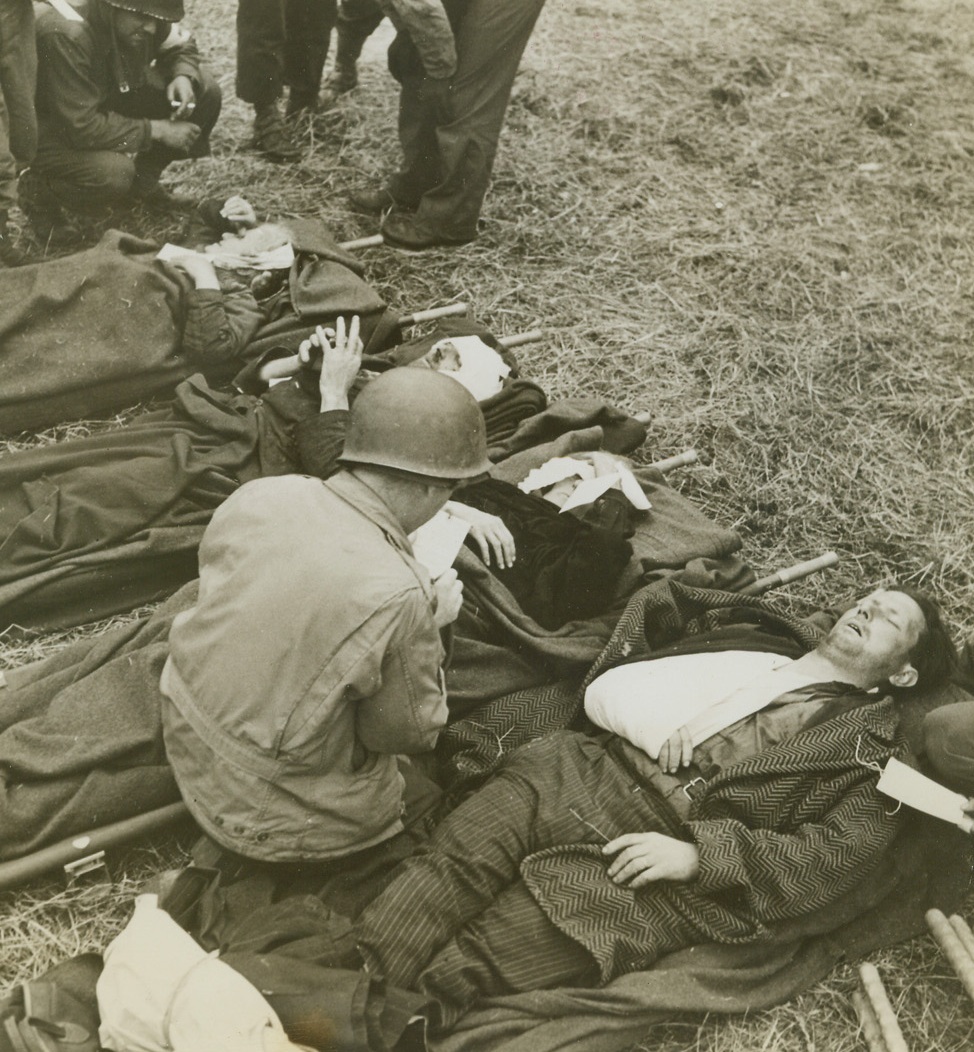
876, 756, 974, 832
409, 511, 471, 579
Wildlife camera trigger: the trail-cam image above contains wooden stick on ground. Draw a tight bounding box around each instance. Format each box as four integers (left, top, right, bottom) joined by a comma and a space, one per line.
927, 909, 974, 1002
852, 989, 890, 1052
497, 329, 543, 350
398, 302, 469, 326
858, 962, 909, 1052
739, 551, 840, 596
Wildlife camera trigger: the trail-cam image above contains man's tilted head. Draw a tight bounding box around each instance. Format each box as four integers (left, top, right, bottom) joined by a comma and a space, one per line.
819, 587, 955, 692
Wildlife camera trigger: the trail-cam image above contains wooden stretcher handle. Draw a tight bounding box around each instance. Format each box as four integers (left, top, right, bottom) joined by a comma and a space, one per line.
398, 302, 469, 326
0, 802, 190, 892
337, 234, 384, 251
852, 989, 890, 1052
648, 449, 698, 474
498, 330, 543, 349
739, 551, 839, 596
948, 913, 974, 962
927, 909, 974, 1002
858, 963, 910, 1052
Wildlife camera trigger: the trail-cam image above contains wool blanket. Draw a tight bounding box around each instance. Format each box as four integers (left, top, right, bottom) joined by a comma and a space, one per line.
0, 583, 192, 858
0, 377, 261, 632
0, 231, 198, 434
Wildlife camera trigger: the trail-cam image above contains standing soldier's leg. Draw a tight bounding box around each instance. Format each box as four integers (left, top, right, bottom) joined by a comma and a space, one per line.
383, 0, 546, 248
320, 0, 386, 108
283, 0, 339, 116
236, 0, 303, 160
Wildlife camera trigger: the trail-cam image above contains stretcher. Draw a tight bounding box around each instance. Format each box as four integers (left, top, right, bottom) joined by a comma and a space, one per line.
0, 540, 841, 893
256, 305, 543, 384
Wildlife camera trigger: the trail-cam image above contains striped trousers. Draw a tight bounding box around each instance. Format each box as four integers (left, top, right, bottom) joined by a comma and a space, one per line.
355, 731, 681, 1028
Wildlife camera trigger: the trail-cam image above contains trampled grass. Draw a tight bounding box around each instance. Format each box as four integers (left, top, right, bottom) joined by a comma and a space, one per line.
2, 0, 974, 1047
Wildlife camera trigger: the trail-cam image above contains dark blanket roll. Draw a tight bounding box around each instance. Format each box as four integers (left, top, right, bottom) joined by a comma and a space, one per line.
456, 479, 634, 630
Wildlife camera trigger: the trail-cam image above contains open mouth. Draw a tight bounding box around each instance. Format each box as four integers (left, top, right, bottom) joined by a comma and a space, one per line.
846, 621, 863, 636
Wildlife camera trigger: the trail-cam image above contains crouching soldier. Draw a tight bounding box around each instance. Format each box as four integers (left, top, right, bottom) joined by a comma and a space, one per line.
160, 357, 491, 895
24, 0, 221, 237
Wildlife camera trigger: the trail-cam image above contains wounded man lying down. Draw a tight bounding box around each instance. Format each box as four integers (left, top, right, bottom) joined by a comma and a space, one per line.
348, 586, 957, 1031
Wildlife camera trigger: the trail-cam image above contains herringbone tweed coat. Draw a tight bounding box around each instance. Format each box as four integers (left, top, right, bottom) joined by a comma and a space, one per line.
520, 581, 907, 982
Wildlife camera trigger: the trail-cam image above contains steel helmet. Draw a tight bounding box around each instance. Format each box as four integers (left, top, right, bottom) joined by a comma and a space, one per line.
341, 368, 491, 481
102, 0, 184, 21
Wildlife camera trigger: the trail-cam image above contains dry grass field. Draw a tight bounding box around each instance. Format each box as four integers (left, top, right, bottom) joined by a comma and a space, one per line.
2, 0, 974, 1047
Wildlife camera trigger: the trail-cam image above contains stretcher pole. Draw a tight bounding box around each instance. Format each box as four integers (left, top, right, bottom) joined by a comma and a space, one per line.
739, 551, 839, 596
852, 989, 890, 1052
337, 234, 385, 251
0, 802, 190, 892
926, 909, 974, 1003
398, 303, 469, 326
948, 913, 974, 962
648, 449, 698, 474
498, 329, 543, 349
858, 963, 909, 1052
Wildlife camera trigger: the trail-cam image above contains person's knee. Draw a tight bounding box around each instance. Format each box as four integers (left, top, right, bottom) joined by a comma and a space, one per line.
91, 153, 136, 196
48, 152, 136, 202
923, 702, 974, 792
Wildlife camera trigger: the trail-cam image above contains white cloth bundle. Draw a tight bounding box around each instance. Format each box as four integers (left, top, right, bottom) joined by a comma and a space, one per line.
97, 894, 311, 1052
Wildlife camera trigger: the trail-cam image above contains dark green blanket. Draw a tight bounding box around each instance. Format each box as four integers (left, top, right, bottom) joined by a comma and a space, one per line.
0, 231, 194, 433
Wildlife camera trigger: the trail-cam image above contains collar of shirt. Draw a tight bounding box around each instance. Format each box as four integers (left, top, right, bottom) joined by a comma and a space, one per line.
324, 470, 426, 576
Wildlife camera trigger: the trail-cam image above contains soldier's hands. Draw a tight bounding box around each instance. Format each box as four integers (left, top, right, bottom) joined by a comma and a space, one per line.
166, 75, 197, 119
150, 118, 201, 153
432, 568, 464, 629
603, 832, 700, 887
